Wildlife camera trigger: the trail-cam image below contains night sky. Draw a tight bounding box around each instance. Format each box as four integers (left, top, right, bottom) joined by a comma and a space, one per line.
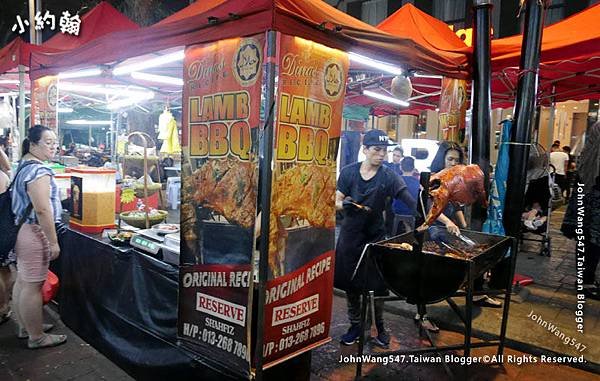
0, 0, 190, 47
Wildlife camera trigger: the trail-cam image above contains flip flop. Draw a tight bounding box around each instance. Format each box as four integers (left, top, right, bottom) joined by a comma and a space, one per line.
0, 310, 11, 325
17, 323, 55, 339
27, 333, 67, 349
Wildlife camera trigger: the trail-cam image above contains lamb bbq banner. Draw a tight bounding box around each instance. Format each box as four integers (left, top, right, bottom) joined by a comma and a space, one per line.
178, 35, 264, 375
31, 75, 58, 130
259, 34, 348, 367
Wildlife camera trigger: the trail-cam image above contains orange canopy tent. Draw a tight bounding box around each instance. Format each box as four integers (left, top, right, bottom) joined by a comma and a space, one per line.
491, 3, 600, 105
29, 0, 471, 81
344, 4, 471, 115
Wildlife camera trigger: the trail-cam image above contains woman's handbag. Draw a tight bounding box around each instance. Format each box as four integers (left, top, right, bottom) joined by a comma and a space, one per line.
42, 270, 59, 304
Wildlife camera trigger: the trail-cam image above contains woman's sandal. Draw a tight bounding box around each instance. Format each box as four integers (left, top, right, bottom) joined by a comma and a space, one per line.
27, 333, 67, 349
0, 310, 11, 325
17, 323, 55, 339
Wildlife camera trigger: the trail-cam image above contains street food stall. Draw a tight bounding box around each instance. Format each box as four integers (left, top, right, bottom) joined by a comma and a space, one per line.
25, 0, 477, 379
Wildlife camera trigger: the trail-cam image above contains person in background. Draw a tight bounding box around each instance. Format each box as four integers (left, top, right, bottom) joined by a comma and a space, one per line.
11, 125, 67, 349
335, 129, 416, 349
562, 122, 600, 300
391, 156, 420, 234
384, 146, 403, 176
562, 146, 574, 200
550, 143, 569, 199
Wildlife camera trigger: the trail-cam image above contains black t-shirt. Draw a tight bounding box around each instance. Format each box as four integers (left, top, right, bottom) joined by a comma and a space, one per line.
337, 162, 408, 236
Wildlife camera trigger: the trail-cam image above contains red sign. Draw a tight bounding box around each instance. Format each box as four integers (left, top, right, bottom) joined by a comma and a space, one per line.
31, 76, 58, 129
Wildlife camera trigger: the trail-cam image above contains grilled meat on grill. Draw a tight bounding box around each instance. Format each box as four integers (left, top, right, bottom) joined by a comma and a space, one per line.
421, 164, 488, 228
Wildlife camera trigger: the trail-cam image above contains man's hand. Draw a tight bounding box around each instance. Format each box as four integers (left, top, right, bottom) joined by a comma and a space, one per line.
445, 220, 461, 236
342, 197, 371, 213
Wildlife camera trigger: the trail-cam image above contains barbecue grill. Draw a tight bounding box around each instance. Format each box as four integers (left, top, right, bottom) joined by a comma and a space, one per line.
371, 226, 512, 304
353, 226, 517, 379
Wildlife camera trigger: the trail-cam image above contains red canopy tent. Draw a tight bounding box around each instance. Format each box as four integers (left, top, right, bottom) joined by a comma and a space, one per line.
29, 0, 470, 81
0, 2, 139, 75
491, 3, 600, 105
344, 4, 472, 116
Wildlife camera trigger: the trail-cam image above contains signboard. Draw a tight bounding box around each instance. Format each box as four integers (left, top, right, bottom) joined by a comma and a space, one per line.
438, 77, 467, 144
178, 35, 264, 376
260, 34, 348, 367
31, 76, 58, 129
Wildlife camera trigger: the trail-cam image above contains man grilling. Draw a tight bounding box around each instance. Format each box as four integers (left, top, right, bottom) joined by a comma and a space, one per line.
335, 129, 416, 348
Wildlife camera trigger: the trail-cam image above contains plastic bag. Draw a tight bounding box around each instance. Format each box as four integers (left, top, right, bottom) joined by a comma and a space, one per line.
42, 270, 59, 304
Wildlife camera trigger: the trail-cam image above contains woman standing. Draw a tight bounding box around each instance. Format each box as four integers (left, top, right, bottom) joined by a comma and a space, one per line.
11, 125, 67, 349
562, 122, 600, 300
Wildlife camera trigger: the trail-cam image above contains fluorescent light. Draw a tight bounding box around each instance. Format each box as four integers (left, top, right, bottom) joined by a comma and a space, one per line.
58, 107, 73, 113
0, 79, 20, 84
60, 82, 153, 98
58, 68, 102, 79
66, 120, 112, 125
348, 52, 402, 75
131, 72, 183, 86
413, 73, 443, 79
113, 50, 185, 76
363, 90, 409, 107
107, 92, 155, 110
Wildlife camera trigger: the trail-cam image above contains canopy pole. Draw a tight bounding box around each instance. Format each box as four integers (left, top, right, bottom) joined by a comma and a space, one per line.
503, 0, 547, 239
546, 86, 556, 150
18, 65, 26, 155
470, 0, 493, 231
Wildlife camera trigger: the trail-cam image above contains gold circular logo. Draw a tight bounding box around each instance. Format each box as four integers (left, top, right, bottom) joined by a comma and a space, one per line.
233, 38, 262, 87
323, 59, 344, 101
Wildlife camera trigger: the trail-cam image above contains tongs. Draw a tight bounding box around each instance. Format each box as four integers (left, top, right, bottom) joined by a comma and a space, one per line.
458, 234, 477, 247
343, 199, 372, 212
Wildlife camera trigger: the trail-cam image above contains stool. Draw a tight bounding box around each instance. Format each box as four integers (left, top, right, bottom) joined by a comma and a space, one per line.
166, 177, 181, 210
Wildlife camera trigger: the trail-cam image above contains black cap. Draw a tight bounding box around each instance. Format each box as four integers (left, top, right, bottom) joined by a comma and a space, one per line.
363, 129, 395, 146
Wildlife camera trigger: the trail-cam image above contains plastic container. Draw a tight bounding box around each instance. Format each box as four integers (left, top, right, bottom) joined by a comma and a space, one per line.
162, 233, 180, 266
54, 174, 71, 201
69, 167, 116, 233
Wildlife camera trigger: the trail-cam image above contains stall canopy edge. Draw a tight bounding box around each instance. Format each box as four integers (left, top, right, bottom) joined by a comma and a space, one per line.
29, 0, 471, 81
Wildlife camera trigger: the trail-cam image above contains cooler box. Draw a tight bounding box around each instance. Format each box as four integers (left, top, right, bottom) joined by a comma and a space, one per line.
69, 167, 116, 233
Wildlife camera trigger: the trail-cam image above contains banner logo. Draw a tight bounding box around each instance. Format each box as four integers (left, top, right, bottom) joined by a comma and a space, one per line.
323, 59, 343, 101
233, 38, 262, 87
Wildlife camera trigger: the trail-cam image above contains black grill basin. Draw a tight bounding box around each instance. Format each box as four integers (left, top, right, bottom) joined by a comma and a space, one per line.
370, 226, 512, 305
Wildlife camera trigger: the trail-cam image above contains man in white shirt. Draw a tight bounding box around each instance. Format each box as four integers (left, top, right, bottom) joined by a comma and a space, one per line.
549, 143, 569, 198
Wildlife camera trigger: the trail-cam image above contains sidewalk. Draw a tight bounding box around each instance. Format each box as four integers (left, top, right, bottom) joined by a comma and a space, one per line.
0, 305, 132, 381
311, 293, 598, 381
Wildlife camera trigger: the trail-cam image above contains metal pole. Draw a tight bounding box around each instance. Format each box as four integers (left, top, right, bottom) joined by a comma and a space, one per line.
255, 30, 277, 381
470, 0, 493, 231
28, 0, 36, 44
18, 65, 26, 155
35, 0, 42, 44
503, 0, 547, 239
546, 86, 556, 150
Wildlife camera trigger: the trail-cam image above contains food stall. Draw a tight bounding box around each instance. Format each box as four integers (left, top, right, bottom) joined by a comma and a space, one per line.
27, 0, 473, 379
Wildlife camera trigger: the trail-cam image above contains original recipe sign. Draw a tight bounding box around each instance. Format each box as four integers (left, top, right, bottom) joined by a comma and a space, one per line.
260, 34, 348, 367
178, 35, 264, 377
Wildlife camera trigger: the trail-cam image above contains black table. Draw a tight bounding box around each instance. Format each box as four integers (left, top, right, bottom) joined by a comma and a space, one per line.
52, 229, 231, 380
